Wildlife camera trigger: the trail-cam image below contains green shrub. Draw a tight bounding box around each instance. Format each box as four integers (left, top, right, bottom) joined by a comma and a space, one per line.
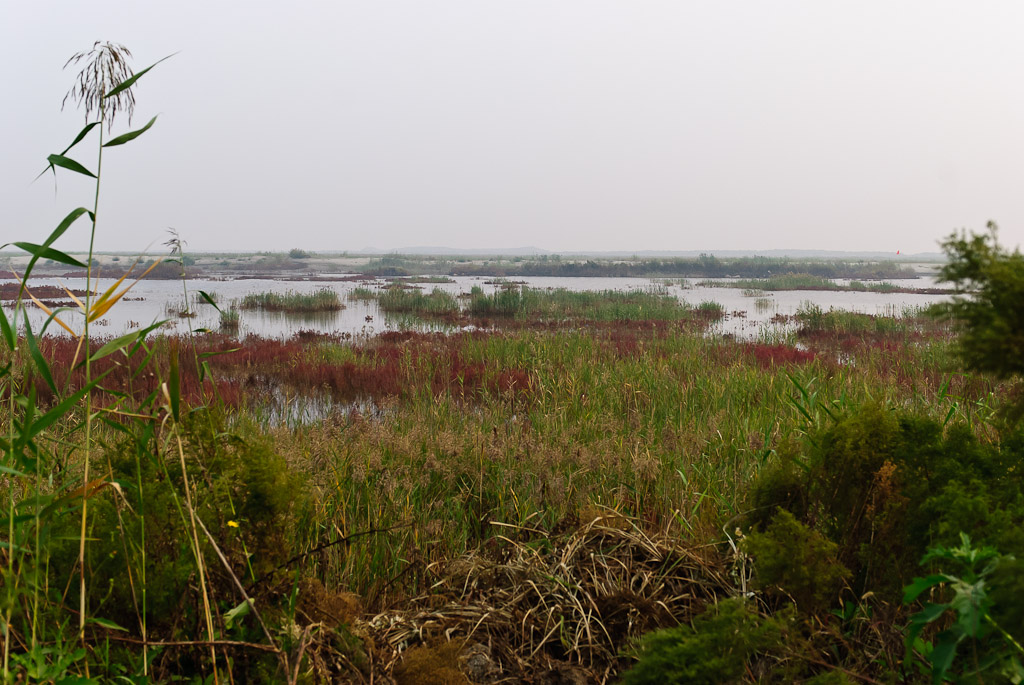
49, 409, 306, 639
744, 510, 849, 614
937, 222, 1024, 380
904, 534, 1024, 684
747, 405, 1024, 602
620, 598, 783, 685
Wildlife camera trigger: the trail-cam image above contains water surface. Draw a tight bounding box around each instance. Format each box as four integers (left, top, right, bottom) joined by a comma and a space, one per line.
4, 274, 951, 341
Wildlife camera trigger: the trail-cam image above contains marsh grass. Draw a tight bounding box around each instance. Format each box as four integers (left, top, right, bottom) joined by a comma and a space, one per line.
695, 300, 725, 316
0, 287, 994, 682
390, 275, 455, 284
794, 301, 948, 339
348, 286, 376, 301
467, 286, 692, 321
2, 41, 1012, 685
377, 286, 459, 315
705, 273, 937, 293
219, 308, 240, 331
238, 288, 342, 313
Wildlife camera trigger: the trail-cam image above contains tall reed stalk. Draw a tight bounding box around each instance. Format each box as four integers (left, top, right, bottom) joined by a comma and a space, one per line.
0, 42, 173, 681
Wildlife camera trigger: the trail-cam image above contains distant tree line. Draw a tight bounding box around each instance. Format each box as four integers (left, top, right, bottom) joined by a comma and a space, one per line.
440, 255, 918, 280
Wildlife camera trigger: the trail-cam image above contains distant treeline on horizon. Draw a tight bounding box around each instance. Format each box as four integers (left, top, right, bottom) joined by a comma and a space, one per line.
363, 254, 919, 280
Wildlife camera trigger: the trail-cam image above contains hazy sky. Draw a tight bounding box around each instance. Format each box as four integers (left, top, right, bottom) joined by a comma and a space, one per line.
3, 2, 1024, 254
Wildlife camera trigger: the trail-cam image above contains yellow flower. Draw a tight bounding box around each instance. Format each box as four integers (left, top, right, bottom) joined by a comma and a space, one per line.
227, 520, 239, 528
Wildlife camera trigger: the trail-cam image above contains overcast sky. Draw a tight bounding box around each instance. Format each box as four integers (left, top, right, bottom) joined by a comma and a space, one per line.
3, 2, 1024, 254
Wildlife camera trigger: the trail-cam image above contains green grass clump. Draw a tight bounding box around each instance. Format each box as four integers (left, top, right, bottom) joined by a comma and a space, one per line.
219, 308, 240, 330
348, 286, 377, 301
707, 273, 903, 293
795, 302, 937, 337
377, 287, 459, 315
695, 300, 724, 316
467, 286, 690, 321
391, 275, 455, 284
238, 287, 342, 312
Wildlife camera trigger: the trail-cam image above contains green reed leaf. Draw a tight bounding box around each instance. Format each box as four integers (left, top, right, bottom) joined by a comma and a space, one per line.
13, 384, 37, 455
197, 290, 222, 313
23, 311, 56, 396
46, 206, 91, 244
0, 465, 30, 479
103, 53, 177, 100
904, 574, 952, 603
61, 122, 100, 155
103, 115, 157, 147
37, 306, 77, 338
127, 320, 165, 357
13, 242, 87, 269
198, 348, 240, 360
46, 154, 96, 178
0, 541, 30, 554
33, 123, 99, 182
169, 345, 180, 421
99, 417, 135, 437
9, 207, 91, 281
87, 616, 128, 632
27, 372, 108, 442
0, 304, 14, 350
130, 348, 158, 381
137, 386, 161, 413
223, 598, 253, 629
90, 330, 148, 363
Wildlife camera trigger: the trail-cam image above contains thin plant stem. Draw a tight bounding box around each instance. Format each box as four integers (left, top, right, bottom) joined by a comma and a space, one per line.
2, 299, 20, 678
171, 422, 219, 682
78, 110, 104, 650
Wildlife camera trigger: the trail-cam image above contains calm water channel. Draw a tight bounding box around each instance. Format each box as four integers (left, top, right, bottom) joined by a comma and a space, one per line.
5, 274, 952, 341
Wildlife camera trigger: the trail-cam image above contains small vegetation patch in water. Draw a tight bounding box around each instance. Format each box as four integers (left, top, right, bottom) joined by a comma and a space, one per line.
389, 275, 455, 284
703, 273, 947, 294
348, 286, 377, 301
219, 308, 240, 330
467, 285, 694, 321
237, 287, 342, 312
378, 286, 459, 315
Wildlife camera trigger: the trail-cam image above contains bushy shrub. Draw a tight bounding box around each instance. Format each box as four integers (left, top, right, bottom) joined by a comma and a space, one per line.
937, 223, 1024, 380
744, 510, 849, 613
50, 408, 306, 639
747, 404, 1024, 603
620, 598, 784, 685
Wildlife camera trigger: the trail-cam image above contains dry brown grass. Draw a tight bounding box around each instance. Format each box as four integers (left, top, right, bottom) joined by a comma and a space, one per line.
292, 509, 730, 683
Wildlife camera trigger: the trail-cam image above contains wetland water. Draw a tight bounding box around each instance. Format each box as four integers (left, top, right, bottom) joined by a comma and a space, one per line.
5, 274, 952, 340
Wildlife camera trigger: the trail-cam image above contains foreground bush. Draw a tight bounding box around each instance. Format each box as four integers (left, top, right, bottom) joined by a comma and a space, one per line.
739, 403, 1024, 680
620, 599, 785, 685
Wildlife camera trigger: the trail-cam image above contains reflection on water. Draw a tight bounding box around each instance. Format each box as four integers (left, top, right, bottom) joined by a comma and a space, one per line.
4, 273, 952, 342
244, 391, 382, 428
